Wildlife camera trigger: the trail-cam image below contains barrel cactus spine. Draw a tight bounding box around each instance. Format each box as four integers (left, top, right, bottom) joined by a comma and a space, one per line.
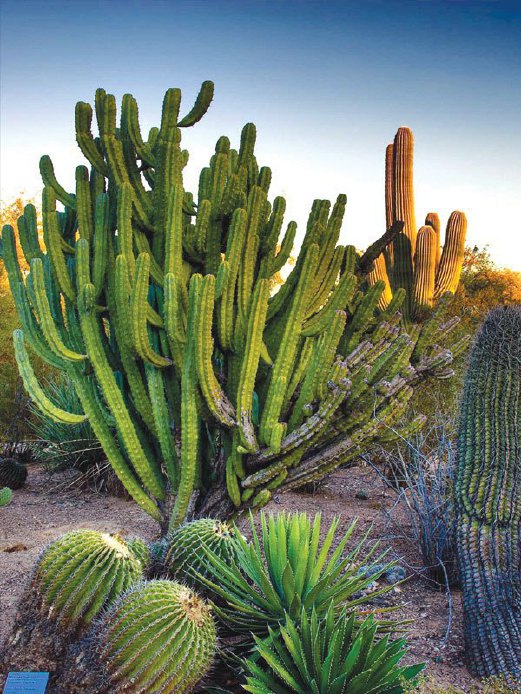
0, 457, 28, 489
455, 306, 521, 682
165, 518, 240, 593
369, 127, 468, 322
0, 83, 468, 532
59, 580, 217, 694
126, 536, 152, 573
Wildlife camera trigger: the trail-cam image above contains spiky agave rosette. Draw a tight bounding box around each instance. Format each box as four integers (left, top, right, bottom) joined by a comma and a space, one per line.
59, 579, 217, 694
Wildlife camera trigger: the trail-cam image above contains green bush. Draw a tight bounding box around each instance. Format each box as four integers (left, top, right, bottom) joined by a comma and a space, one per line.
197, 511, 395, 638
29, 374, 105, 473
243, 606, 424, 694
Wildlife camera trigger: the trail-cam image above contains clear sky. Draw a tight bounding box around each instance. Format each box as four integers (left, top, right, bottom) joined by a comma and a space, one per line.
1, 0, 520, 268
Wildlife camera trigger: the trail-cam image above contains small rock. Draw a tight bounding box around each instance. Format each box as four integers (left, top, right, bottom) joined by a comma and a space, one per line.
355, 490, 368, 500
384, 565, 407, 584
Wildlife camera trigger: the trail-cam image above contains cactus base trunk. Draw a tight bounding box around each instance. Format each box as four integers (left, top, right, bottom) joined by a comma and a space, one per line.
0, 586, 73, 680
457, 521, 521, 681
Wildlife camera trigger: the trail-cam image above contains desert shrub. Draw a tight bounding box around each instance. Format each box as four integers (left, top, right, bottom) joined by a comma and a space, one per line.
29, 375, 104, 473
29, 375, 128, 495
411, 245, 521, 423
368, 414, 458, 585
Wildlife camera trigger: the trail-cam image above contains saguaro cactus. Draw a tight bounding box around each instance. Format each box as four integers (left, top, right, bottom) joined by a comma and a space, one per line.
0, 84, 468, 533
369, 127, 467, 322
455, 306, 521, 682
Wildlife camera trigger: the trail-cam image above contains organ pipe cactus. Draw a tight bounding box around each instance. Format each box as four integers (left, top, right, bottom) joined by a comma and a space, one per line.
0, 83, 468, 532
454, 306, 521, 683
59, 580, 216, 694
368, 127, 467, 322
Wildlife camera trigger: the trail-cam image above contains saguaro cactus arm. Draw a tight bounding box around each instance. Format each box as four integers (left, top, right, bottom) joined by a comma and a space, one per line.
367, 127, 468, 322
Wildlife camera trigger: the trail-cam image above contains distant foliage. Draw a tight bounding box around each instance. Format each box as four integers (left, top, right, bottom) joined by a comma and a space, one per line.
30, 375, 105, 473
411, 245, 521, 422
0, 197, 46, 432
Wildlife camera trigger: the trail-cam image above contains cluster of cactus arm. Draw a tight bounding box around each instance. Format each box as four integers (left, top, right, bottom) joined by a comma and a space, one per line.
0, 82, 469, 531
368, 127, 467, 322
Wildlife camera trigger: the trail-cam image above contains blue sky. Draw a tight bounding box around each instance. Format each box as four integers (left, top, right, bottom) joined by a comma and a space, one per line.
1, 0, 520, 268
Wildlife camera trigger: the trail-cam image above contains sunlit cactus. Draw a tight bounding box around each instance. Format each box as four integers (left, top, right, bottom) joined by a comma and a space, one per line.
0, 457, 27, 489
35, 529, 142, 624
0, 84, 467, 532
126, 536, 151, 573
165, 518, 240, 592
60, 580, 216, 694
455, 306, 521, 683
368, 127, 467, 322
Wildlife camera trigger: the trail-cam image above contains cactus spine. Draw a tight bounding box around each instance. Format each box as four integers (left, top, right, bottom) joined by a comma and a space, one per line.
1, 85, 466, 530
36, 529, 143, 625
60, 580, 216, 694
455, 306, 521, 683
369, 127, 468, 322
0, 457, 27, 489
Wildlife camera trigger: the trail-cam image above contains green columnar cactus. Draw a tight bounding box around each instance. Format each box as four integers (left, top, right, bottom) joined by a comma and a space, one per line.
0, 457, 27, 489
455, 306, 521, 682
60, 580, 216, 694
0, 486, 13, 506
1, 84, 467, 531
165, 518, 240, 593
368, 127, 468, 322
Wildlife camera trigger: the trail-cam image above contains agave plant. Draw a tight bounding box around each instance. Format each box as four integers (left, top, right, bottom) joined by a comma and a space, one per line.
198, 511, 395, 636
29, 375, 105, 473
242, 607, 424, 694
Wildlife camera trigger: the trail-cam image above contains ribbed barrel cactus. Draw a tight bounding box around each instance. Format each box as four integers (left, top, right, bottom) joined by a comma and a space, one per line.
165, 518, 240, 593
59, 580, 216, 693
36, 529, 142, 623
368, 127, 467, 322
0, 486, 13, 506
0, 457, 27, 489
1, 529, 142, 675
0, 82, 468, 533
455, 306, 521, 682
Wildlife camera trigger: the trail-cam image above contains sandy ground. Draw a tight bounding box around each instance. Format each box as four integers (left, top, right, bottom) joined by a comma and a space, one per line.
0, 464, 487, 692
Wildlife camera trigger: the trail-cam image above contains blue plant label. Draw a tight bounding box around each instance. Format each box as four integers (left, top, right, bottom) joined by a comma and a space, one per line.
4, 672, 49, 693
